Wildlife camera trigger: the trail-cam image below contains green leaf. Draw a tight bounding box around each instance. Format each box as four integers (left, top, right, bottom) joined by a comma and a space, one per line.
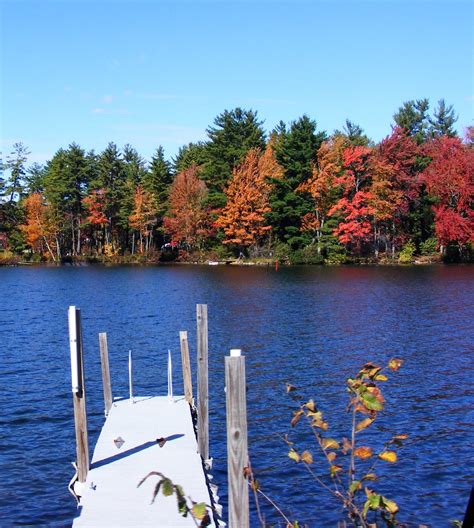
349, 480, 361, 494
161, 478, 173, 496
191, 502, 207, 520
361, 391, 383, 411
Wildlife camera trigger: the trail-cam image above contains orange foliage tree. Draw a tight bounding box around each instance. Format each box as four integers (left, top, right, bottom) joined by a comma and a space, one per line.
297, 135, 347, 252
82, 189, 109, 253
129, 185, 157, 254
163, 164, 210, 250
21, 193, 57, 260
216, 147, 282, 253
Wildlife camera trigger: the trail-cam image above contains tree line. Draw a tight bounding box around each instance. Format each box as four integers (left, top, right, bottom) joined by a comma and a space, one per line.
1, 98, 472, 264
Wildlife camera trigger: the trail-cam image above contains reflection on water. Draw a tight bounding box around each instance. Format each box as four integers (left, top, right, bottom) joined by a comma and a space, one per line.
0, 265, 473, 526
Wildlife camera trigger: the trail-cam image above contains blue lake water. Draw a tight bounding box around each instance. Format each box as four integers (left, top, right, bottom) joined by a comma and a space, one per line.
0, 264, 473, 527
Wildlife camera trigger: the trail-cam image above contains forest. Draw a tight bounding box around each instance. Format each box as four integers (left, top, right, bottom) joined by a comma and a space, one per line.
1, 98, 473, 265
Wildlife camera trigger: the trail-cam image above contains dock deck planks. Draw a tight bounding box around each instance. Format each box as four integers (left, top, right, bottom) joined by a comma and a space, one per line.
73, 396, 213, 527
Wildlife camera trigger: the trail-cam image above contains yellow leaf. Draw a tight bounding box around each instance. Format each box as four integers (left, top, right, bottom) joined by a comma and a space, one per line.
383, 498, 399, 514
322, 438, 339, 450
378, 451, 397, 463
388, 358, 404, 371
327, 452, 337, 462
286, 383, 297, 393
362, 473, 377, 481
301, 451, 313, 464
355, 418, 374, 432
304, 399, 316, 411
354, 446, 373, 459
191, 502, 207, 520
288, 449, 300, 463
330, 464, 343, 476
374, 374, 388, 381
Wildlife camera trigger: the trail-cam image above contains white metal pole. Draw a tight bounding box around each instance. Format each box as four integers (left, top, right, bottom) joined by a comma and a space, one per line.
129, 350, 134, 403
68, 306, 80, 393
167, 349, 173, 401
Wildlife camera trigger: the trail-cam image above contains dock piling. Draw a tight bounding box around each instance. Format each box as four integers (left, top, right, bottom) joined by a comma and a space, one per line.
68, 306, 89, 484
167, 349, 173, 401
98, 332, 113, 416
179, 330, 193, 404
196, 304, 209, 461
225, 348, 249, 528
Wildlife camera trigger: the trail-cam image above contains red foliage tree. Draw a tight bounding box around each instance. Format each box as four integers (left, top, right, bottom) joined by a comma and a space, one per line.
422, 136, 474, 248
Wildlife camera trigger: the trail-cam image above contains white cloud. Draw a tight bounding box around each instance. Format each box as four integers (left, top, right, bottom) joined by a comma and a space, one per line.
92, 108, 105, 114
103, 95, 114, 104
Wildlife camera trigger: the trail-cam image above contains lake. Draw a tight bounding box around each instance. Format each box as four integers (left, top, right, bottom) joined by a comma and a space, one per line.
0, 264, 473, 526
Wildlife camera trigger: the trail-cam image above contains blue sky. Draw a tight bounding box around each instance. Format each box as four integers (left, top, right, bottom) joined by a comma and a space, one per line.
1, 0, 473, 165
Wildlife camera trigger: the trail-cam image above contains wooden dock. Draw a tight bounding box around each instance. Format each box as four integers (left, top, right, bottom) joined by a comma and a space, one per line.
68, 304, 249, 528
73, 396, 214, 527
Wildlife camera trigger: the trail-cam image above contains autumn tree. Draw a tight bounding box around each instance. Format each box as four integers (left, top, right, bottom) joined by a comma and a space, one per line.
129, 186, 156, 254
163, 164, 210, 250
297, 135, 347, 253
327, 146, 374, 254
21, 193, 57, 260
422, 136, 474, 252
82, 189, 109, 254
216, 148, 281, 254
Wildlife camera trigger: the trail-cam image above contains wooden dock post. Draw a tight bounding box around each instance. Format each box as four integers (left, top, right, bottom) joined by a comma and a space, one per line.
196, 304, 209, 461
225, 349, 249, 528
179, 331, 193, 404
68, 306, 89, 484
98, 332, 113, 416
128, 350, 134, 403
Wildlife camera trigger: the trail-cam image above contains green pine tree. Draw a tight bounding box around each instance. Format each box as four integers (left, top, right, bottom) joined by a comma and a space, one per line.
268, 115, 327, 248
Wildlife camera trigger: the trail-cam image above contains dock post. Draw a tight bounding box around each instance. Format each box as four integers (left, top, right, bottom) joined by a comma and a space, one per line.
129, 350, 134, 403
179, 331, 193, 404
68, 306, 89, 484
225, 349, 249, 528
196, 304, 209, 461
99, 332, 113, 416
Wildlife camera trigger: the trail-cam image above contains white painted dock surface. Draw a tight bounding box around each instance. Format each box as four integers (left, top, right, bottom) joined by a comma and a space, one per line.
73, 396, 214, 527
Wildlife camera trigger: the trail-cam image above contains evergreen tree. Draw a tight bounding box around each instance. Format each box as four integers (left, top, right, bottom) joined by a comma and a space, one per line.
43, 143, 90, 256
172, 142, 208, 174
93, 143, 127, 250
393, 99, 430, 143
5, 142, 30, 202
333, 119, 370, 146
429, 99, 458, 138
268, 115, 327, 248
203, 108, 266, 207
142, 146, 173, 242
25, 163, 46, 194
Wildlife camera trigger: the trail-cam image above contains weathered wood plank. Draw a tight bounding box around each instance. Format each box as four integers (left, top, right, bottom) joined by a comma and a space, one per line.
99, 332, 113, 416
196, 304, 209, 461
225, 350, 249, 528
179, 331, 193, 404
68, 306, 89, 483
